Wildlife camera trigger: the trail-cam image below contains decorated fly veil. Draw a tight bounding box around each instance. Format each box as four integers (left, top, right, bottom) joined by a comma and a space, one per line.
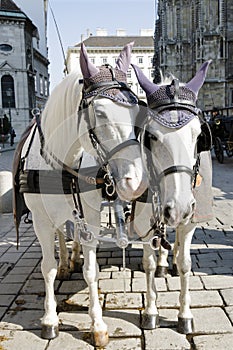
132, 61, 211, 129
131, 61, 212, 164
80, 42, 138, 107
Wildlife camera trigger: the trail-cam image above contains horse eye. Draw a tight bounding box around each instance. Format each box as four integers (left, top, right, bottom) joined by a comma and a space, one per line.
149, 133, 158, 141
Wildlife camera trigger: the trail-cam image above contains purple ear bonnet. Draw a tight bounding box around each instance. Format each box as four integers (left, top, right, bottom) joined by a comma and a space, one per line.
132, 61, 211, 128
80, 42, 137, 105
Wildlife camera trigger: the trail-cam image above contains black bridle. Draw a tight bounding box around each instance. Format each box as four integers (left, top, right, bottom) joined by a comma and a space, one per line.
79, 79, 139, 166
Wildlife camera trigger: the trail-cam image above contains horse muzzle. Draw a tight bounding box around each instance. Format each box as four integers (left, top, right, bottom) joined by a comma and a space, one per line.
163, 199, 196, 227
116, 176, 148, 201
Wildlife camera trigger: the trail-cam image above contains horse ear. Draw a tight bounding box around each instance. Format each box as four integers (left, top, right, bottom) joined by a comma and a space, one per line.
80, 42, 99, 78
186, 60, 212, 95
131, 64, 160, 96
115, 42, 134, 73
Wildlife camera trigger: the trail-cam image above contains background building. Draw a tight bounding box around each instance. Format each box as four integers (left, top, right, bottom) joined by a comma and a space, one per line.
154, 0, 233, 111
66, 29, 154, 100
0, 0, 49, 140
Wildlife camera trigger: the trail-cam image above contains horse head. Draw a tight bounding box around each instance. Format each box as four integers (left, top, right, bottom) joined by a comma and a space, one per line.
132, 61, 211, 226
78, 43, 147, 201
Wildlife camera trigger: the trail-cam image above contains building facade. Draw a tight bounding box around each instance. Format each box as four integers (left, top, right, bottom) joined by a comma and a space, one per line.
0, 0, 49, 139
154, 0, 233, 111
66, 29, 154, 100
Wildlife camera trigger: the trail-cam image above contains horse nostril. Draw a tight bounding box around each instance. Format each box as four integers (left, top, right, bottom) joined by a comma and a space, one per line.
164, 205, 171, 219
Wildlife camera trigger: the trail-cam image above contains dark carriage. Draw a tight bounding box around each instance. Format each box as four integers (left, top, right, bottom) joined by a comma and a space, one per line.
207, 107, 233, 163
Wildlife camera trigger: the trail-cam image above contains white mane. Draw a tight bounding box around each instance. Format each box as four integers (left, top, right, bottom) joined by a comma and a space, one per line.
41, 71, 84, 166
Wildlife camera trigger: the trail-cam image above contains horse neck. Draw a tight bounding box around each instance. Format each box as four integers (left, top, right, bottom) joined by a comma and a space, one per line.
41, 72, 83, 167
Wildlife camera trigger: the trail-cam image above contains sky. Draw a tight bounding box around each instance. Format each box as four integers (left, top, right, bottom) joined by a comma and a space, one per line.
47, 0, 156, 90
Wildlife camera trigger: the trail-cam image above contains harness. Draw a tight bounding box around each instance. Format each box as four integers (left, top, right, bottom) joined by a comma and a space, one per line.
133, 78, 212, 247
19, 72, 143, 249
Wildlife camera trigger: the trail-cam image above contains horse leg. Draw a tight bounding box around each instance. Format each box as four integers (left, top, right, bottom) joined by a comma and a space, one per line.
33, 217, 59, 339
82, 243, 109, 347
176, 222, 196, 334
57, 228, 70, 280
70, 239, 83, 273
171, 231, 179, 276
155, 244, 169, 277
141, 242, 159, 329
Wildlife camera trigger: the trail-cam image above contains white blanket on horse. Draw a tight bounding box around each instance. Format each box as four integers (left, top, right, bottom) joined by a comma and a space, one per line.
192, 151, 213, 223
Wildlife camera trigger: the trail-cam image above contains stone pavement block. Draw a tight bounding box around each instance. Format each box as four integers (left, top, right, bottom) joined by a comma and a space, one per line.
156, 290, 223, 309
66, 292, 104, 308
15, 258, 41, 267
21, 279, 45, 294
192, 307, 232, 333
201, 275, 233, 289
144, 328, 190, 350
2, 273, 29, 284
167, 276, 203, 291
105, 337, 142, 350
157, 291, 179, 308
158, 308, 178, 327
192, 267, 213, 276
0, 294, 15, 306
112, 270, 131, 279
0, 307, 7, 319
58, 280, 88, 294
0, 252, 23, 264
132, 277, 167, 292
193, 333, 233, 350
13, 294, 45, 310
99, 278, 131, 293
220, 288, 233, 305
8, 265, 35, 275
212, 266, 233, 274
58, 311, 91, 331
190, 290, 223, 307
225, 306, 233, 323
105, 292, 142, 309
2, 310, 44, 329
47, 331, 94, 349
0, 283, 23, 294
103, 309, 141, 337
0, 329, 48, 350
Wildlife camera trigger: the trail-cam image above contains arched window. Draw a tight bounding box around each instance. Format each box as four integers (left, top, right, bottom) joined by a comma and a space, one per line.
1, 75, 15, 108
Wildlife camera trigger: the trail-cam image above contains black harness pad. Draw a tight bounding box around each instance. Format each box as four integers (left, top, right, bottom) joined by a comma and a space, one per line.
19, 166, 105, 194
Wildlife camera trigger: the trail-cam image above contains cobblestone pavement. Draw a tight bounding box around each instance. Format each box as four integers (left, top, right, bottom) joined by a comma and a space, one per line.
0, 146, 232, 349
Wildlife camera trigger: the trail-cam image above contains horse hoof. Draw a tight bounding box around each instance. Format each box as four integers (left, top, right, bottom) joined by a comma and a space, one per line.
57, 268, 70, 280
177, 317, 194, 334
155, 266, 168, 277
70, 260, 83, 273
171, 264, 179, 276
41, 324, 59, 339
141, 313, 159, 329
92, 331, 109, 347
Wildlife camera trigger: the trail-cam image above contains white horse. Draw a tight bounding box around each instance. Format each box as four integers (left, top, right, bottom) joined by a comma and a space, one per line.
18, 42, 147, 347
131, 61, 212, 334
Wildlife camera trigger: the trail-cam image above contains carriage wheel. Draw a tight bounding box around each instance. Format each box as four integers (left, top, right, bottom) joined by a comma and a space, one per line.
214, 137, 224, 163
226, 144, 233, 157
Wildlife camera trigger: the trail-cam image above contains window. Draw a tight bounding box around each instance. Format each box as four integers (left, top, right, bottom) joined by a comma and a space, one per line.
102, 57, 107, 64
34, 73, 37, 92
127, 69, 131, 79
39, 75, 43, 95
90, 57, 95, 64
231, 89, 233, 106
44, 78, 48, 96
1, 75, 15, 108
0, 44, 13, 52
137, 56, 143, 65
